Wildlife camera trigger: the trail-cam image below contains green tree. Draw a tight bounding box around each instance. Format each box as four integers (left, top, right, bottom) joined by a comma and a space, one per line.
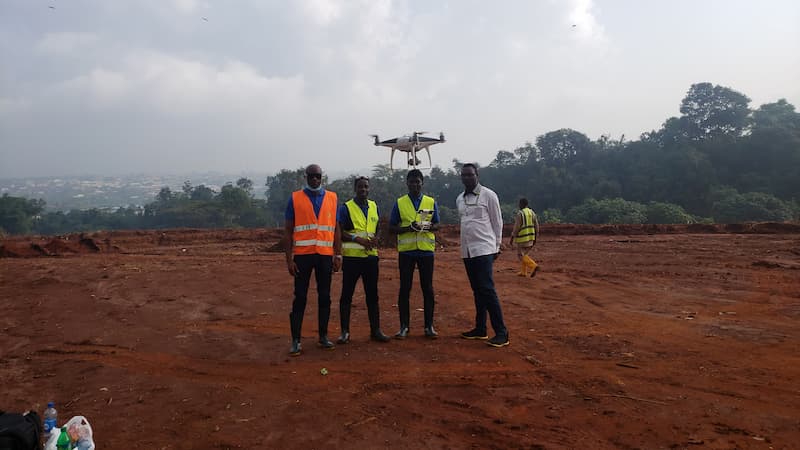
264, 168, 306, 226
190, 185, 215, 201
646, 202, 693, 224
500, 203, 517, 223
219, 184, 250, 209
236, 177, 254, 196
539, 208, 562, 224
565, 198, 647, 224
157, 187, 176, 204
712, 191, 794, 223
0, 194, 45, 234
489, 150, 520, 168
679, 82, 751, 140
752, 99, 800, 131
535, 128, 594, 166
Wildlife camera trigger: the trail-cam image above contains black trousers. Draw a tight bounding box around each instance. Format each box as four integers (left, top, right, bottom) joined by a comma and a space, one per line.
290, 253, 333, 338
339, 256, 381, 332
463, 254, 507, 338
397, 252, 435, 328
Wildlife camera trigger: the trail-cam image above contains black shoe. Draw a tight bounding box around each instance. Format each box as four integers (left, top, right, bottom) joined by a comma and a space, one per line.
370, 330, 391, 342
530, 266, 540, 278
336, 332, 350, 344
394, 327, 409, 339
289, 339, 302, 356
486, 335, 510, 348
461, 329, 488, 340
424, 326, 439, 339
317, 336, 336, 350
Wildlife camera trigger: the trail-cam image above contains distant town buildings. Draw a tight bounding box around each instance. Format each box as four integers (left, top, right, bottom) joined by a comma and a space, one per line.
0, 173, 268, 211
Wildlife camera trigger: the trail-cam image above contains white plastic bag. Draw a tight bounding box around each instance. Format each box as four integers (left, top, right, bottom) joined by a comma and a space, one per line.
44, 416, 95, 450
43, 428, 58, 450
66, 416, 95, 450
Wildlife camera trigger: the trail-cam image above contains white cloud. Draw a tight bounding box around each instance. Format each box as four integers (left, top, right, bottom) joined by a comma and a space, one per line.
301, 0, 343, 26
36, 32, 99, 55
0, 97, 30, 116
566, 0, 608, 47
48, 51, 305, 116
171, 0, 201, 14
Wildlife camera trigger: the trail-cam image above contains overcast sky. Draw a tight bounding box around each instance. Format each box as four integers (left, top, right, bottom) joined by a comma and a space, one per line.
1, 0, 798, 179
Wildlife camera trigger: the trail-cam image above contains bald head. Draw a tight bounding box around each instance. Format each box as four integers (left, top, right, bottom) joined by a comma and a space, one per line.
305, 164, 323, 189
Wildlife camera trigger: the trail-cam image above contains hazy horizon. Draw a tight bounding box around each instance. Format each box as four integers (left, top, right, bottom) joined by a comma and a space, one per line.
2, 1, 798, 178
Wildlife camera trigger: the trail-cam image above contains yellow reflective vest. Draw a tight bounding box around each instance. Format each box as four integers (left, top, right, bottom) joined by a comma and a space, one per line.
396, 195, 436, 252
342, 199, 379, 257
515, 207, 536, 244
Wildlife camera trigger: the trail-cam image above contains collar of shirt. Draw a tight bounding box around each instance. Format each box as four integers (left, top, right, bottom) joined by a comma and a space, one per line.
464, 183, 482, 196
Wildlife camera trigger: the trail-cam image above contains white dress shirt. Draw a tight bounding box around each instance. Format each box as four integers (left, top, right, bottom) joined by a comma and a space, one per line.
456, 183, 503, 258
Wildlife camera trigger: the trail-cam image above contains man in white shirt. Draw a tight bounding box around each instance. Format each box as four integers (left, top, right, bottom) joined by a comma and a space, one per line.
456, 163, 509, 347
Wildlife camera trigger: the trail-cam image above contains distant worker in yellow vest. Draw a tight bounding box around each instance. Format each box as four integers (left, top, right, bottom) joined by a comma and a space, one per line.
389, 169, 440, 339
284, 164, 342, 356
336, 176, 391, 344
509, 198, 540, 277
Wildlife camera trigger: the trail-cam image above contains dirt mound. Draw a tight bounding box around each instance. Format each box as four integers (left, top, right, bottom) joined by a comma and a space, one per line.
1, 235, 107, 257
0, 243, 28, 257
43, 238, 79, 254
78, 237, 101, 252
751, 222, 800, 233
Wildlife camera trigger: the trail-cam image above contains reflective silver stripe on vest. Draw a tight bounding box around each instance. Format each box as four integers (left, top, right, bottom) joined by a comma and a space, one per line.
294, 224, 318, 232
294, 224, 335, 233
295, 239, 334, 247
398, 236, 435, 245
342, 231, 375, 251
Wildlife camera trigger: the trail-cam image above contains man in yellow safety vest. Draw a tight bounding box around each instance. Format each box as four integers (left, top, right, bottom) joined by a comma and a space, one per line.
509, 198, 540, 277
389, 169, 440, 339
337, 176, 391, 344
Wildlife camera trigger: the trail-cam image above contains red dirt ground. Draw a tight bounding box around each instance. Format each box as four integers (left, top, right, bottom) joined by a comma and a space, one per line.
2, 225, 799, 449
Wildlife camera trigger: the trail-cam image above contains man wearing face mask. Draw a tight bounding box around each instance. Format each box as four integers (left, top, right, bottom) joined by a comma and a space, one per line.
337, 176, 390, 344
283, 164, 343, 356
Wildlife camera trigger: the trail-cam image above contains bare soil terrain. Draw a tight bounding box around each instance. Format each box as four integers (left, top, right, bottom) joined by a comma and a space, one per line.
2, 224, 799, 449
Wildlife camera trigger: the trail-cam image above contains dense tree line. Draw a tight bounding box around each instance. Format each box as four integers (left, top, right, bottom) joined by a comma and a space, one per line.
1, 82, 798, 235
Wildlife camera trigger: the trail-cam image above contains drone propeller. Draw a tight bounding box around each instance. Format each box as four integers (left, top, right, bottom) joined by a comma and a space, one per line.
413, 131, 428, 136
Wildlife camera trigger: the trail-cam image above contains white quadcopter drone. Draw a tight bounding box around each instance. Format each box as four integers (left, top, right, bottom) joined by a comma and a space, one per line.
370, 131, 446, 170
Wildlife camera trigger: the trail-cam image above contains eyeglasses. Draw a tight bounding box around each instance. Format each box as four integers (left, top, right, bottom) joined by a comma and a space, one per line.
306, 173, 322, 180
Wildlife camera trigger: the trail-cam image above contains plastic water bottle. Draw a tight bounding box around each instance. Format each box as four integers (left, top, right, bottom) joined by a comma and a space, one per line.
43, 402, 58, 437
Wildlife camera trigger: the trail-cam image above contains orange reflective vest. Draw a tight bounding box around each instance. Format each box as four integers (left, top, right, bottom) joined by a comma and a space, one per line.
292, 190, 338, 255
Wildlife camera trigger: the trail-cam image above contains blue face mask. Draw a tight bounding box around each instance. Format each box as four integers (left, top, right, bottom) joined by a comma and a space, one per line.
304, 184, 322, 192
